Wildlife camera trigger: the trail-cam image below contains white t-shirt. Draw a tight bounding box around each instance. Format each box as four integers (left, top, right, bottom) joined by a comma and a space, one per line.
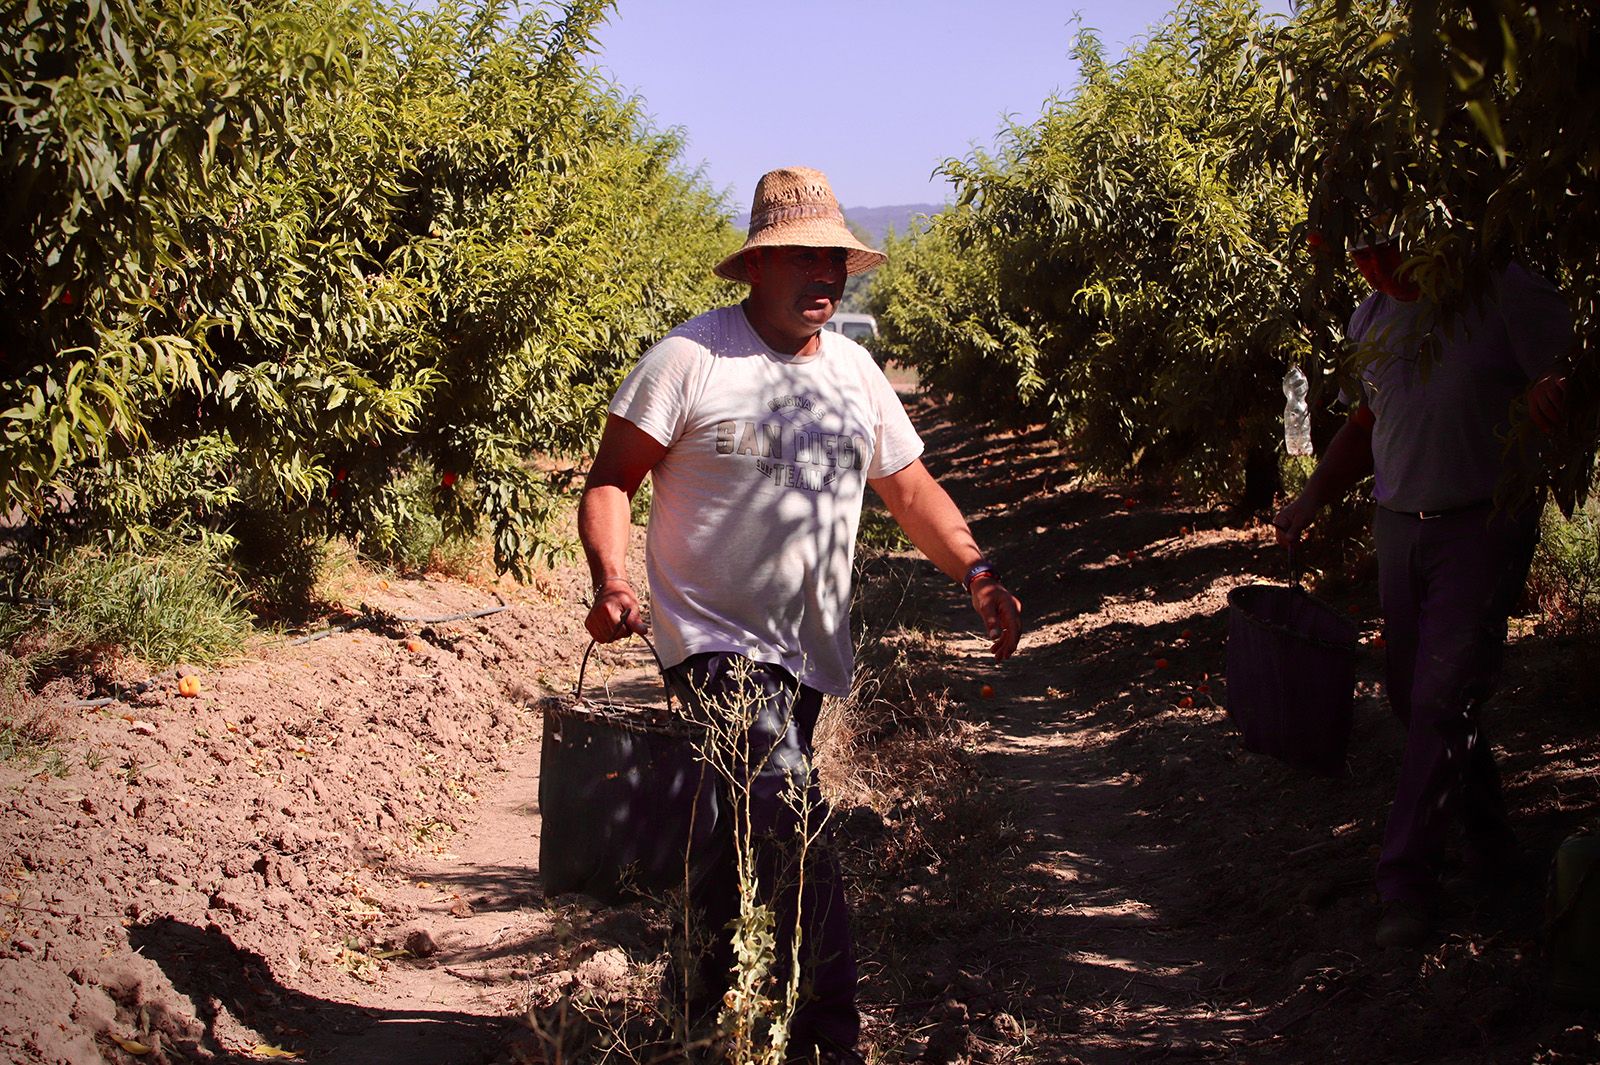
609, 303, 924, 695
1350, 262, 1570, 512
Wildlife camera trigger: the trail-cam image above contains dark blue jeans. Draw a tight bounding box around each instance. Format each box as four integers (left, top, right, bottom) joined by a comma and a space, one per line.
665, 652, 859, 1055
1373, 502, 1540, 904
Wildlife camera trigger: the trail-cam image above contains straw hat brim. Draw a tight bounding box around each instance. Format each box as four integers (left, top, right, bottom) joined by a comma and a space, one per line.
715, 224, 887, 283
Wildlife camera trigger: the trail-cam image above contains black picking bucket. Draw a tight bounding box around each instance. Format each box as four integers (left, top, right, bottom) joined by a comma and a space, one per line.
537, 638, 717, 903
1225, 582, 1359, 776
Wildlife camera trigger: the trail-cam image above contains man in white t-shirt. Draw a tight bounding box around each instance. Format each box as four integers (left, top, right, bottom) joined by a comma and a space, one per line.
578, 167, 1022, 1061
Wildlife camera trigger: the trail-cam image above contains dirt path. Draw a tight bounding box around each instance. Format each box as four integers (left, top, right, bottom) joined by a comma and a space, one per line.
880, 402, 1600, 1063
310, 741, 547, 1065
313, 637, 669, 1065
2, 395, 1597, 1064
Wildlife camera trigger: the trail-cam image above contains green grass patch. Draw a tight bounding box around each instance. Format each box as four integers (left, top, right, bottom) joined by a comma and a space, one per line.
1, 540, 252, 668
0, 717, 67, 776
857, 502, 910, 553
1528, 498, 1600, 636
357, 463, 505, 582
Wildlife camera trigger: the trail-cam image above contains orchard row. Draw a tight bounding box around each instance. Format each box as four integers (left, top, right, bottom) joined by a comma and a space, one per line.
866, 0, 1597, 514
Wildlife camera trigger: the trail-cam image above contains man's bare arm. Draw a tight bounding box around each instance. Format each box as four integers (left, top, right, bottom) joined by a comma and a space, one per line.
870, 459, 1022, 660
578, 414, 667, 642
1274, 408, 1376, 545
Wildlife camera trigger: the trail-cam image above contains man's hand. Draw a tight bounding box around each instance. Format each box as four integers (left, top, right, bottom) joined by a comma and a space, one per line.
1273, 494, 1321, 547
585, 584, 649, 643
1527, 372, 1569, 435
972, 578, 1022, 661
1272, 408, 1376, 547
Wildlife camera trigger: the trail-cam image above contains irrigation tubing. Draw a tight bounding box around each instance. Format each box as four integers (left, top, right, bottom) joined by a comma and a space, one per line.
289, 603, 512, 645
65, 679, 158, 710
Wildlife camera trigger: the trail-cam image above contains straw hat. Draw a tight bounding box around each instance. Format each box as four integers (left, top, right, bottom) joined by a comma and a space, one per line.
715, 166, 887, 283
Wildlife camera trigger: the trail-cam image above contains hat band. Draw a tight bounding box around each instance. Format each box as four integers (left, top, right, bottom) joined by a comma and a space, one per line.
749, 202, 844, 232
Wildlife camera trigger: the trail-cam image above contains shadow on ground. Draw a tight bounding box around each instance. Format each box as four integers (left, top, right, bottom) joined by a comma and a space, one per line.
130, 918, 512, 1065
830, 396, 1600, 1062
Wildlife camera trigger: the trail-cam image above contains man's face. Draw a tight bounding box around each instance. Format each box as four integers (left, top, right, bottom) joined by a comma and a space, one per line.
1350, 239, 1420, 301
746, 245, 848, 343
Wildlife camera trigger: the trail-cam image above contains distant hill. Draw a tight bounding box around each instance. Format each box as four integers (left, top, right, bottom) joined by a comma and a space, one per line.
842, 203, 943, 245
732, 202, 943, 246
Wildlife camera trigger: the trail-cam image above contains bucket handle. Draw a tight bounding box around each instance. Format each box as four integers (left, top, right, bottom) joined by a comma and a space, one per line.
575, 617, 675, 718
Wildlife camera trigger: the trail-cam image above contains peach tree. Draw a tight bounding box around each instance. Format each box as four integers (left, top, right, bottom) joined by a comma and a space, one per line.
1256, 0, 1598, 509
1, 0, 737, 590
871, 0, 1597, 512
871, 0, 1320, 509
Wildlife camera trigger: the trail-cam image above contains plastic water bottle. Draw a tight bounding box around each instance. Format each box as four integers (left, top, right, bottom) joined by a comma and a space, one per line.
1282, 367, 1313, 456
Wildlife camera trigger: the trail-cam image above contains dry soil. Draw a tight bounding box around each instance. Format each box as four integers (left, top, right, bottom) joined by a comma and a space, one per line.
2, 394, 1597, 1064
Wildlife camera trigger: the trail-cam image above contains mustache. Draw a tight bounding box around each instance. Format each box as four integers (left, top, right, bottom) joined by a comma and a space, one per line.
804, 284, 842, 298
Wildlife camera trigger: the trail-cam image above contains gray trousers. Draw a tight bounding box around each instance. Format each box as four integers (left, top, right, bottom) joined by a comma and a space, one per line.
1373, 502, 1540, 904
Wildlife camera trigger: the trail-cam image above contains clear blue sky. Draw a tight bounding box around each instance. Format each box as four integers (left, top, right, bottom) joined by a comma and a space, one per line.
590, 1, 1180, 212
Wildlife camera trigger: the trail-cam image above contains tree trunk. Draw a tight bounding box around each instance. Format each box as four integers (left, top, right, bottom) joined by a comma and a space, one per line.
1240, 440, 1281, 516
